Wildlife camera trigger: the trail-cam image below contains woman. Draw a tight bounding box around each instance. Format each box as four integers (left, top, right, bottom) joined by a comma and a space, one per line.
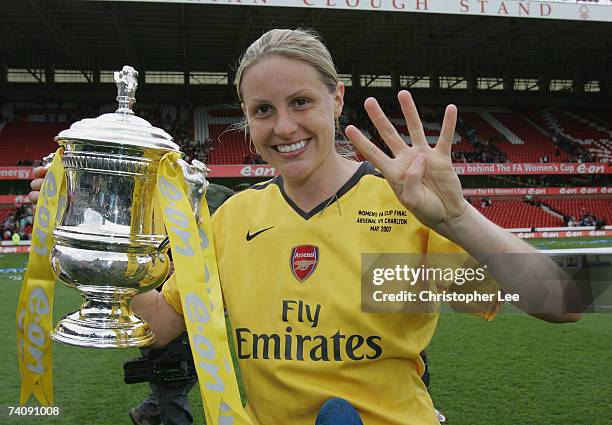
31, 29, 580, 425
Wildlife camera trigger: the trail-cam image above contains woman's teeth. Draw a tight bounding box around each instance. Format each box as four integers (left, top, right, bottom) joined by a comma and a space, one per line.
275, 139, 309, 153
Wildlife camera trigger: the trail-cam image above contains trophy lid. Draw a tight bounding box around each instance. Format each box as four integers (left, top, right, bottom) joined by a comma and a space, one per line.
56, 66, 179, 152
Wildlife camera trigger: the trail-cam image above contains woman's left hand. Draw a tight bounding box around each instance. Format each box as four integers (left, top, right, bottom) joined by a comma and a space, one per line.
345, 90, 466, 232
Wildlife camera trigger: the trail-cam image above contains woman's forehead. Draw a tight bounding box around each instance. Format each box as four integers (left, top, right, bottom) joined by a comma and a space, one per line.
241, 56, 327, 101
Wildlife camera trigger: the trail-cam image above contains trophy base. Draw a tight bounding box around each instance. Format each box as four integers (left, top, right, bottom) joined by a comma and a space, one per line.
51, 311, 155, 348
50, 286, 156, 348
51, 310, 155, 348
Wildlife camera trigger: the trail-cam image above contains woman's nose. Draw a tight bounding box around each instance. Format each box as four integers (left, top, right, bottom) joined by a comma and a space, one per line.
274, 110, 298, 139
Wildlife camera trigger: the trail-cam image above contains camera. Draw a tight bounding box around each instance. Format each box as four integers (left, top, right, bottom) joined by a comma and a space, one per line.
123, 333, 197, 384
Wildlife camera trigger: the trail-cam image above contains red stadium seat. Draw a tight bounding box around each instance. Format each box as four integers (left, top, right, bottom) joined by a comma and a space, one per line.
0, 122, 64, 166
545, 199, 612, 224
473, 200, 562, 228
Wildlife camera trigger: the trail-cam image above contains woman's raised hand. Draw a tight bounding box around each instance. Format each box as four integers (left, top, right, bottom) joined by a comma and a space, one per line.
345, 90, 466, 231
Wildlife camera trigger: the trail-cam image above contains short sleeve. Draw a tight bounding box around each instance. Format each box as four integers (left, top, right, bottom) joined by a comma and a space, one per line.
161, 273, 183, 315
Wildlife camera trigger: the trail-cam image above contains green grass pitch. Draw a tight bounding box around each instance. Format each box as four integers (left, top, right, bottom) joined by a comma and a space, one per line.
527, 236, 612, 250
1, 252, 610, 424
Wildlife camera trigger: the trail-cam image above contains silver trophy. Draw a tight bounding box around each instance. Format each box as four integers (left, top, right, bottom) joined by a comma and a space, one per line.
50, 66, 208, 348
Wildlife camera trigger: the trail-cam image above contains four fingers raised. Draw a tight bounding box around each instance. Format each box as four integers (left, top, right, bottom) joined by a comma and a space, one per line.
348, 91, 457, 161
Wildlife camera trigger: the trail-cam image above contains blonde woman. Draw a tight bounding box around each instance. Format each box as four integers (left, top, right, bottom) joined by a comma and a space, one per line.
31, 28, 580, 425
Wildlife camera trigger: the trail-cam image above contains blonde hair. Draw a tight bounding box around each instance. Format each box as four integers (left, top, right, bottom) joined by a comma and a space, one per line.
235, 28, 338, 101
235, 28, 356, 159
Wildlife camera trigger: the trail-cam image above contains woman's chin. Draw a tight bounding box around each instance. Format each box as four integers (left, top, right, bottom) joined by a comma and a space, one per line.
275, 163, 312, 182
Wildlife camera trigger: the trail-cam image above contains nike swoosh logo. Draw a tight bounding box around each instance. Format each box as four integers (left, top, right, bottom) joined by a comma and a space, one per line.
246, 226, 275, 241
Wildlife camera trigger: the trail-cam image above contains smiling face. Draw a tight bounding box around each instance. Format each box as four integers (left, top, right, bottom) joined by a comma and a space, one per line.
240, 55, 344, 183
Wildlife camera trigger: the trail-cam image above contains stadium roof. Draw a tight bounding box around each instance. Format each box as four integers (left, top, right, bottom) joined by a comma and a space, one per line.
1, 1, 611, 104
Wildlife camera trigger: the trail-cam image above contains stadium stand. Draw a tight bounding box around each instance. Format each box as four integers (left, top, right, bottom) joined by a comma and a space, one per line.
207, 123, 248, 165
0, 209, 13, 225
479, 112, 523, 145
473, 200, 562, 228
545, 199, 612, 225
460, 112, 501, 140
0, 205, 33, 240
1, 106, 610, 167
0, 122, 64, 166
546, 109, 610, 141
529, 108, 612, 163
589, 108, 612, 129
491, 112, 569, 163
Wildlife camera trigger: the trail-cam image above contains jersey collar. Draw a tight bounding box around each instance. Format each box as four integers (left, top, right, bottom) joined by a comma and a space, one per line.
269, 161, 377, 220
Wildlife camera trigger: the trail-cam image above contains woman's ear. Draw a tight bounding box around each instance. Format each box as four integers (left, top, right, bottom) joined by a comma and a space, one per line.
334, 82, 345, 119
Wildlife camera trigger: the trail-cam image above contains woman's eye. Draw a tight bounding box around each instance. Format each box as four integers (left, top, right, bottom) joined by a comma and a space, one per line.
294, 98, 310, 108
255, 105, 272, 115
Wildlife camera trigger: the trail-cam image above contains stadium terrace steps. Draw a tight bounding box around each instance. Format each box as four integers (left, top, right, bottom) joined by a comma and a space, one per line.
560, 110, 610, 140
0, 122, 63, 166
460, 112, 501, 140
390, 118, 463, 146
591, 140, 612, 162
479, 112, 523, 145
194, 106, 209, 143
545, 109, 610, 142
520, 114, 551, 138
539, 108, 612, 162
525, 109, 556, 138
491, 113, 569, 163
542, 109, 563, 136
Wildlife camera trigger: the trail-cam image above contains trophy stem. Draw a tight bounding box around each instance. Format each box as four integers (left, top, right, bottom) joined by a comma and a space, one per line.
51, 286, 155, 348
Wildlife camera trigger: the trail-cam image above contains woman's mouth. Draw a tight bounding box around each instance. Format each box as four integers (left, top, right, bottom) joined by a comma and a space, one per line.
272, 138, 312, 156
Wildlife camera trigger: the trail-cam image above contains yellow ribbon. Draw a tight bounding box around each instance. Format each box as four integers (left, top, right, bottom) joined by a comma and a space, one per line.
16, 148, 66, 405
157, 152, 251, 425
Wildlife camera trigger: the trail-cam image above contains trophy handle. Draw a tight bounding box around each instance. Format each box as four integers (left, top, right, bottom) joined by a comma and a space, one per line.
177, 158, 210, 224
42, 152, 56, 169
156, 159, 210, 254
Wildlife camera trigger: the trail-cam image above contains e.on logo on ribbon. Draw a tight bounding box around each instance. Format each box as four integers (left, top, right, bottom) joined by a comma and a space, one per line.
290, 245, 319, 282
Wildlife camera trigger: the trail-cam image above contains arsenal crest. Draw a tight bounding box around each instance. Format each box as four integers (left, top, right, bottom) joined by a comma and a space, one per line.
290, 245, 319, 282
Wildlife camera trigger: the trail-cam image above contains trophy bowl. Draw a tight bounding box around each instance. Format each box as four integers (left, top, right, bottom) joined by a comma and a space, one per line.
49, 66, 185, 348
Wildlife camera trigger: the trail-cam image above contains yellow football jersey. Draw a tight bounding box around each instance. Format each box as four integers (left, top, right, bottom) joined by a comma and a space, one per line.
163, 162, 498, 425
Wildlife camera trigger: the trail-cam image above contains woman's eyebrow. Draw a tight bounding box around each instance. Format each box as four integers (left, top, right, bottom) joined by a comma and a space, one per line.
245, 89, 312, 105
245, 98, 269, 105
285, 89, 311, 100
